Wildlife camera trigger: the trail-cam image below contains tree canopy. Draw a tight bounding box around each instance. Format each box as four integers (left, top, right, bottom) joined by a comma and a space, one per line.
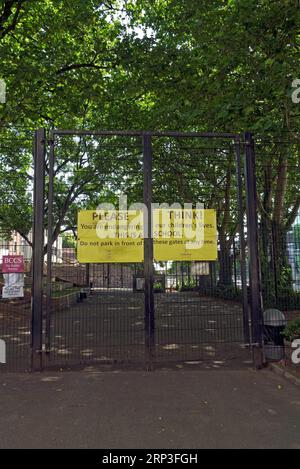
0, 0, 299, 293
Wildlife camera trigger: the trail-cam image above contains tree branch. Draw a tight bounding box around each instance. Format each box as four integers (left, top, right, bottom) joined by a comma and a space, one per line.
273, 152, 288, 225
286, 195, 300, 229
16, 229, 32, 246
0, 0, 27, 40
56, 63, 113, 74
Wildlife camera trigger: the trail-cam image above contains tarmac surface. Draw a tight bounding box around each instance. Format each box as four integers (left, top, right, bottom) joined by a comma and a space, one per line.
1, 291, 248, 371
0, 368, 300, 449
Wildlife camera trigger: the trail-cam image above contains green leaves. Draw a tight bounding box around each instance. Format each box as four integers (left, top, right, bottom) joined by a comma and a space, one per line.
0, 0, 299, 252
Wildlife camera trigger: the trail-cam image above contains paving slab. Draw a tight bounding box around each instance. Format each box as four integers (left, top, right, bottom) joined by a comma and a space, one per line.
0, 368, 299, 449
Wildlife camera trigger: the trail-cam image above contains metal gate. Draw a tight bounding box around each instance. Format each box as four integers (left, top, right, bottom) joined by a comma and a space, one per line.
27, 129, 263, 371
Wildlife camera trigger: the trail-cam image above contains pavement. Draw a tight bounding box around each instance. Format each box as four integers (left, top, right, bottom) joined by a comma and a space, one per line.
0, 368, 300, 449
1, 291, 248, 370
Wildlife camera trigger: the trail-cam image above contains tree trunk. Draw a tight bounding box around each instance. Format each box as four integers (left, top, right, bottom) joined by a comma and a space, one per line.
218, 231, 233, 287
259, 214, 275, 303
259, 151, 294, 302
271, 220, 292, 293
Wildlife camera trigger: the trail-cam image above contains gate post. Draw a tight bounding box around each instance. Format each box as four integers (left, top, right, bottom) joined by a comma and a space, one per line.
31, 129, 46, 371
143, 134, 155, 366
235, 137, 250, 344
244, 132, 264, 368
45, 136, 55, 355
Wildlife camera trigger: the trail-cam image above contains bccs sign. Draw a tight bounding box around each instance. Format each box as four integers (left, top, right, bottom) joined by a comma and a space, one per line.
2, 255, 24, 273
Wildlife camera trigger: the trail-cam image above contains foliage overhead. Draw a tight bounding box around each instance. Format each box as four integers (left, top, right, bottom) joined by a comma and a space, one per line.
0, 0, 299, 285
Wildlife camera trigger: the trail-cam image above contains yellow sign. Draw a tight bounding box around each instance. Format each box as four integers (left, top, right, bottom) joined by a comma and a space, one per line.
77, 210, 144, 263
153, 209, 217, 261
77, 209, 217, 263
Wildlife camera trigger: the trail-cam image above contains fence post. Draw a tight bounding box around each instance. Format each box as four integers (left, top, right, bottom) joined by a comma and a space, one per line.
235, 137, 250, 344
45, 135, 55, 355
31, 129, 46, 371
244, 132, 264, 368
143, 133, 155, 367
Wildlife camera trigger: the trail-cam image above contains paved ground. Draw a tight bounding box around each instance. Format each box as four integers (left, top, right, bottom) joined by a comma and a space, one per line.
50, 291, 246, 365
0, 291, 249, 370
0, 368, 300, 449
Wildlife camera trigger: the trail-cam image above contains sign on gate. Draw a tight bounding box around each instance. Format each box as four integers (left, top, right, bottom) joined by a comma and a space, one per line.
77, 210, 144, 263
77, 209, 217, 263
2, 255, 24, 273
1, 255, 25, 298
153, 209, 217, 261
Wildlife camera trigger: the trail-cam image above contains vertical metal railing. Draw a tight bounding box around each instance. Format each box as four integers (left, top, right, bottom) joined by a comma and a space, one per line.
244, 132, 264, 368
45, 135, 55, 356
143, 134, 155, 366
31, 128, 46, 371
235, 136, 250, 345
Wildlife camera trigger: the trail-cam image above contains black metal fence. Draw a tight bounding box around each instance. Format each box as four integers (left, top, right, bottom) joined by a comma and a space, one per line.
255, 139, 300, 361
41, 258, 251, 370
46, 260, 145, 368
2, 130, 299, 372
30, 130, 256, 371
0, 131, 34, 370
0, 242, 32, 371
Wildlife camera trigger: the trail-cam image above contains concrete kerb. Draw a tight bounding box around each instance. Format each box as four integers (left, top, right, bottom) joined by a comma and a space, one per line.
268, 362, 300, 388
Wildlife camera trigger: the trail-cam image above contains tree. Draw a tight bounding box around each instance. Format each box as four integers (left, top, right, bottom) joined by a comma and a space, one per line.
125, 0, 300, 292
0, 0, 28, 41
0, 0, 299, 299
0, 0, 145, 244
